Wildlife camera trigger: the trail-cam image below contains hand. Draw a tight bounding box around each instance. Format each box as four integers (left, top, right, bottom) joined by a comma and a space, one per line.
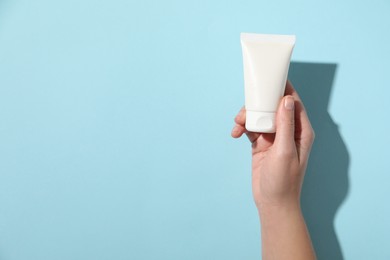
232, 80, 316, 259
231, 81, 315, 211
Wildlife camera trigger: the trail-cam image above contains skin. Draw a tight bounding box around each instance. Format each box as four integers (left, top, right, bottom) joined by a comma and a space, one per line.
231, 81, 317, 260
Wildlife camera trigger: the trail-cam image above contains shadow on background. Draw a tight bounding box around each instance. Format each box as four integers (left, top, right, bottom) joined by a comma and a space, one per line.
289, 62, 349, 260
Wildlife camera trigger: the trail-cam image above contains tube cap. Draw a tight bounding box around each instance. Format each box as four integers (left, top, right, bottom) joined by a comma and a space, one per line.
245, 111, 276, 133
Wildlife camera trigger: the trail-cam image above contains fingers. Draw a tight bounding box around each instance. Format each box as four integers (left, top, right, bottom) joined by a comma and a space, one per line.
231, 107, 260, 143
274, 95, 297, 155
231, 106, 246, 138
284, 80, 315, 164
285, 81, 313, 139
232, 81, 314, 161
231, 124, 246, 138
234, 106, 246, 126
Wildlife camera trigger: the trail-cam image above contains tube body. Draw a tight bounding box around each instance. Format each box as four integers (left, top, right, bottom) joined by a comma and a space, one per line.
241, 33, 295, 133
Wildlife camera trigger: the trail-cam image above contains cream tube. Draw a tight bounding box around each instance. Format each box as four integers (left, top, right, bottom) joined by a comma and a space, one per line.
241, 33, 295, 133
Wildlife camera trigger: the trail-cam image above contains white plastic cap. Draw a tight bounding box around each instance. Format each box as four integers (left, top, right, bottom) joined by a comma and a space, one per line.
245, 111, 276, 133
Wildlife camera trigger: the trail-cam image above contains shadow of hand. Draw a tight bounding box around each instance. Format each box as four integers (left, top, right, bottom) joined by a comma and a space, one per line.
289, 62, 349, 260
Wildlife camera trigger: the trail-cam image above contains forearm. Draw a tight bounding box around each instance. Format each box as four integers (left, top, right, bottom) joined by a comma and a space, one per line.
259, 203, 316, 260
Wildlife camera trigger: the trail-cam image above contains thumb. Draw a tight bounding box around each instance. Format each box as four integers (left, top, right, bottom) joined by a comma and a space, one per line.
274, 95, 296, 152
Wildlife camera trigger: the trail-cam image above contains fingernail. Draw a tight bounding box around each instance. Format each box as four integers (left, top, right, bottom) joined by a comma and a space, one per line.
284, 96, 294, 110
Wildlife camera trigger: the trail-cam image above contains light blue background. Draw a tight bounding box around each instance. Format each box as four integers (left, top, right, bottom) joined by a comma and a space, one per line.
0, 0, 389, 259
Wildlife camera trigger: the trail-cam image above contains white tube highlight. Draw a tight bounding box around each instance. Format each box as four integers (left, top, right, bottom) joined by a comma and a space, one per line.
241, 33, 295, 133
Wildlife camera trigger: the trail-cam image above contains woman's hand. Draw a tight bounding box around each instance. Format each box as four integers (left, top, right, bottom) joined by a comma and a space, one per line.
231, 80, 316, 260
231, 81, 315, 211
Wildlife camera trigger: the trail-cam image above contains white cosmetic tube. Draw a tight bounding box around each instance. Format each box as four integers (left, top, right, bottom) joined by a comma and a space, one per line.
241, 33, 296, 133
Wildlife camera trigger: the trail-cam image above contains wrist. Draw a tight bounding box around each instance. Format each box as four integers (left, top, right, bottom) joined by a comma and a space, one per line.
257, 200, 302, 223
